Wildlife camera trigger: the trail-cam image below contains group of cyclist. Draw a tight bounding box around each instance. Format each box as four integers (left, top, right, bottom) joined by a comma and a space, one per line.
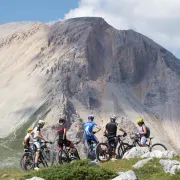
23, 114, 149, 169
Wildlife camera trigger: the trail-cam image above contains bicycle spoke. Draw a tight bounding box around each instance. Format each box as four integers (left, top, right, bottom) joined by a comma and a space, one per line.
96, 143, 110, 162
58, 150, 69, 164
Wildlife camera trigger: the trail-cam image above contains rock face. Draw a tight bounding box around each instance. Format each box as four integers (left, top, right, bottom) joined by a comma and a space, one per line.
123, 147, 149, 159
26, 177, 45, 180
160, 159, 180, 174
123, 147, 176, 159
0, 17, 180, 159
113, 170, 137, 180
142, 150, 177, 159
132, 158, 153, 168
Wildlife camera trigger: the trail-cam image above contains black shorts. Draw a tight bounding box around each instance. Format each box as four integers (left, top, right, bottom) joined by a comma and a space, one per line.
58, 139, 73, 148
107, 136, 117, 149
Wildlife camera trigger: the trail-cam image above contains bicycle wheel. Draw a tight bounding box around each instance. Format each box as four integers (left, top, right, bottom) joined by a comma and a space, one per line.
20, 152, 34, 171
58, 150, 69, 164
72, 148, 80, 161
150, 143, 167, 152
118, 143, 132, 159
43, 149, 54, 167
95, 143, 110, 162
39, 154, 47, 168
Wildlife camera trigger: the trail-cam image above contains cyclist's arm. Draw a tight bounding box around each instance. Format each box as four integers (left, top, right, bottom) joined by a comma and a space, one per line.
103, 127, 107, 136
139, 126, 147, 135
24, 138, 30, 147
36, 131, 46, 141
94, 125, 101, 133
119, 128, 126, 134
63, 127, 67, 140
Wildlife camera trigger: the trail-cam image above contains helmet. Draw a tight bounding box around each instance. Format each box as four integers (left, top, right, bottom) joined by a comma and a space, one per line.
59, 118, 65, 123
136, 118, 144, 124
27, 127, 33, 133
38, 120, 45, 125
110, 115, 117, 120
88, 115, 94, 120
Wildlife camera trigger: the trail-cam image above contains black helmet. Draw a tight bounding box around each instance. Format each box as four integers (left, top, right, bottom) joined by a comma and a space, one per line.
59, 118, 65, 123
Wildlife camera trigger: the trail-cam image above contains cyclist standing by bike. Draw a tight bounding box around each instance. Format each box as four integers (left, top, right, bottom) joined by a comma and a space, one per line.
33, 120, 46, 170
23, 128, 34, 152
104, 115, 127, 160
84, 115, 101, 147
136, 118, 149, 146
56, 118, 75, 152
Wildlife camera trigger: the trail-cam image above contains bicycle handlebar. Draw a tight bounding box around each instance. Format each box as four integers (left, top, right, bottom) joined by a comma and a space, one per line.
41, 141, 53, 144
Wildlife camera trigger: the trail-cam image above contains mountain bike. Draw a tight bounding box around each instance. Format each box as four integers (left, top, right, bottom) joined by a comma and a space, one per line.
118, 134, 167, 158
58, 141, 80, 164
20, 141, 54, 171
95, 135, 125, 162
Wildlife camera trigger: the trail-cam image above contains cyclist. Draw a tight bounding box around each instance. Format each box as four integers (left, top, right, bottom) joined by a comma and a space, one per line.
33, 120, 46, 170
57, 118, 75, 154
136, 118, 148, 146
84, 115, 101, 147
104, 115, 127, 160
23, 128, 34, 152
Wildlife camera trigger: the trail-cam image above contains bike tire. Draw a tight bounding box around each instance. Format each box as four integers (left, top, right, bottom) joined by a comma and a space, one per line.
20, 152, 34, 171
118, 143, 132, 159
73, 148, 80, 160
39, 155, 47, 168
95, 143, 110, 162
150, 143, 167, 152
58, 150, 69, 164
43, 149, 54, 167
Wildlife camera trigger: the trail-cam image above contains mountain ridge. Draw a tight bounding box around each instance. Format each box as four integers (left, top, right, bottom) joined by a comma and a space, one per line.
0, 17, 180, 155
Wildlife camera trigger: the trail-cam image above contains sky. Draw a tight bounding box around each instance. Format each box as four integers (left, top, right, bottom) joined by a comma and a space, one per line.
0, 0, 180, 58
0, 0, 78, 23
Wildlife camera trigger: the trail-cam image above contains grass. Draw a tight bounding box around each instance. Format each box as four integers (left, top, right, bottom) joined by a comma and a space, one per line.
100, 158, 180, 180
0, 168, 27, 180
1, 158, 180, 180
23, 160, 117, 180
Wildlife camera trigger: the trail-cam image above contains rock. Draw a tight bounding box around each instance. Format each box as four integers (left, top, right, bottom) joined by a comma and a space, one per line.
26, 177, 45, 180
141, 150, 177, 159
123, 147, 149, 159
112, 170, 137, 180
132, 158, 153, 168
160, 159, 180, 174
1, 174, 8, 178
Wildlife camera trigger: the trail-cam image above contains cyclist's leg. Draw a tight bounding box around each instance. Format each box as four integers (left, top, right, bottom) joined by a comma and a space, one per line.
108, 137, 117, 159
91, 135, 99, 145
140, 136, 147, 146
65, 139, 75, 148
57, 139, 63, 150
34, 142, 40, 169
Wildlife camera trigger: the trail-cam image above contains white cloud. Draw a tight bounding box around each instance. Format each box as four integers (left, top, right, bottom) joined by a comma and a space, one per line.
64, 0, 180, 58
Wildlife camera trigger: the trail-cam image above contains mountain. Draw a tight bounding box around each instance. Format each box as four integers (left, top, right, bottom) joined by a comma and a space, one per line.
0, 17, 180, 159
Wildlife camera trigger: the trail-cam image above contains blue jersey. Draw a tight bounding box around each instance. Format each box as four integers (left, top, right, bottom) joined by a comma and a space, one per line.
84, 121, 97, 137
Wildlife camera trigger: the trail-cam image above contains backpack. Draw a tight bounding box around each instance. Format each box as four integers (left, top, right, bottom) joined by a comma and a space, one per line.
145, 126, 150, 138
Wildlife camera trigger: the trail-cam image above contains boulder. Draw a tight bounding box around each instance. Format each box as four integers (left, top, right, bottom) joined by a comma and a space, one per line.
132, 158, 153, 168
160, 159, 180, 174
112, 170, 137, 180
123, 147, 149, 159
26, 177, 45, 180
141, 150, 176, 159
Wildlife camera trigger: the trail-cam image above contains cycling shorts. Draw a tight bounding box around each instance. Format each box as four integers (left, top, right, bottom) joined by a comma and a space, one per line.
58, 139, 74, 150
34, 141, 41, 152
86, 135, 99, 146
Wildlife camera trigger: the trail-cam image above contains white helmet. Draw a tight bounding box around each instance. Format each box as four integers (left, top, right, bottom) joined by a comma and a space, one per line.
38, 120, 45, 125
110, 115, 117, 120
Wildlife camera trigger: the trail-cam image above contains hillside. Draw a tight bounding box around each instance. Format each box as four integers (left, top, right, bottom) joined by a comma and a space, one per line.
0, 17, 180, 166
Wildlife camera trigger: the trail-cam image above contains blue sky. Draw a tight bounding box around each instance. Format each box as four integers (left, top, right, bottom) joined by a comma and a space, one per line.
0, 0, 78, 24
